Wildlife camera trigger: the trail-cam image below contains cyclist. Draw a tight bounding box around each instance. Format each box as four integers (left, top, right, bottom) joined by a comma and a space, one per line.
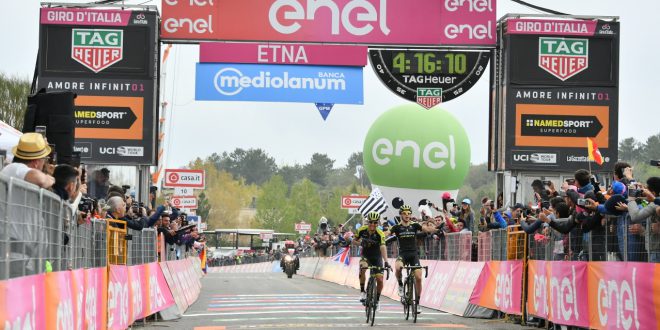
353, 211, 390, 305
386, 205, 434, 306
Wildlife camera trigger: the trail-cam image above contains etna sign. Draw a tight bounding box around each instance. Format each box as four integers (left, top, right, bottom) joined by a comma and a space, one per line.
71, 29, 124, 73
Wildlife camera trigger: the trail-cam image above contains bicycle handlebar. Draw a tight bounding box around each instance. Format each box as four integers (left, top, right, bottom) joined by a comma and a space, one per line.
360, 265, 393, 280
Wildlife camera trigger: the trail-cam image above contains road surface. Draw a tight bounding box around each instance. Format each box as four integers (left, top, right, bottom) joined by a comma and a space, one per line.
143, 271, 533, 329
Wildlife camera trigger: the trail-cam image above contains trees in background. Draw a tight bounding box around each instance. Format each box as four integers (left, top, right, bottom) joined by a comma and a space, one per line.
0, 73, 29, 129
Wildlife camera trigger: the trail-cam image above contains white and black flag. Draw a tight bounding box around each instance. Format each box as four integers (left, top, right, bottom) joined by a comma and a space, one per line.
358, 187, 388, 217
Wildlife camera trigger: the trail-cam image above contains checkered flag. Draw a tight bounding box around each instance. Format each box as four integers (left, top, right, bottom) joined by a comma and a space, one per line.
358, 187, 388, 217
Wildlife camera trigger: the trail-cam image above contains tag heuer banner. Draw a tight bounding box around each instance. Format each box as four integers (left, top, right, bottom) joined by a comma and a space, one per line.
71, 29, 124, 73
489, 17, 619, 171
38, 8, 159, 165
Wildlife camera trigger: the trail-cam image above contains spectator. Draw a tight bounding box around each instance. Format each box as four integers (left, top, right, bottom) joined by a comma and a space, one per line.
0, 133, 55, 188
89, 168, 111, 200
106, 196, 147, 230
459, 199, 475, 236
52, 164, 85, 228
624, 177, 660, 262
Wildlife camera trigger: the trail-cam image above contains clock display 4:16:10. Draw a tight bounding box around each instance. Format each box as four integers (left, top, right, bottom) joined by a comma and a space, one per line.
392, 52, 467, 75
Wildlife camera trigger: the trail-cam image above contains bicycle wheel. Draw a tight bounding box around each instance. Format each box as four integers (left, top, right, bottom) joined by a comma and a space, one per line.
412, 280, 419, 323
369, 278, 378, 326
365, 278, 373, 323
403, 276, 411, 320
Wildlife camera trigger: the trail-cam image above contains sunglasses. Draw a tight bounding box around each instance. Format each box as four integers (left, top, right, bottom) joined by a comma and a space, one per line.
401, 211, 412, 215
368, 221, 379, 224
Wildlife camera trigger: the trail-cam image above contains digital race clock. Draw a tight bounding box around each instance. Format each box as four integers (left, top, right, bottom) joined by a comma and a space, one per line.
369, 49, 490, 108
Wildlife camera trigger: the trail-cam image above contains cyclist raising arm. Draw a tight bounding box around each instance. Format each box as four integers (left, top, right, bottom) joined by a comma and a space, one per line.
385, 205, 434, 306
353, 211, 390, 303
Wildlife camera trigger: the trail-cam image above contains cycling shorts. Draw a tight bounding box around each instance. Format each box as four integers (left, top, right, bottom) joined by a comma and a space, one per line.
396, 250, 421, 267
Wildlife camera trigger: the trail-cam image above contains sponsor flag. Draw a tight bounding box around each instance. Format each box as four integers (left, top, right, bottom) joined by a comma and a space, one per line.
331, 247, 351, 266
587, 137, 603, 165
357, 187, 388, 217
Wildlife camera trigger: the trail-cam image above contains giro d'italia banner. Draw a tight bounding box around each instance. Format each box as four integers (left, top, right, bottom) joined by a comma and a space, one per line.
195, 63, 363, 104
37, 7, 159, 165
493, 18, 619, 171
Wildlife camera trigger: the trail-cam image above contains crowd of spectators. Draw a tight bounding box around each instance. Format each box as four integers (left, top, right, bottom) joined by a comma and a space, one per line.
0, 133, 206, 270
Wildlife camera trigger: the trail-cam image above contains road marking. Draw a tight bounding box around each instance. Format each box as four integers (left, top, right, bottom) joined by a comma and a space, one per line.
211, 293, 358, 298
185, 310, 449, 317
193, 327, 226, 330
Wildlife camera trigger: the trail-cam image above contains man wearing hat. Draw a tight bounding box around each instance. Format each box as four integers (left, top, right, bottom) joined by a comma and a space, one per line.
0, 133, 55, 188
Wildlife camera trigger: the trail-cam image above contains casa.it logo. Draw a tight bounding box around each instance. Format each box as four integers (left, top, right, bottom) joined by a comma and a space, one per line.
538, 37, 588, 81
168, 172, 180, 183
213, 67, 347, 96
268, 0, 391, 36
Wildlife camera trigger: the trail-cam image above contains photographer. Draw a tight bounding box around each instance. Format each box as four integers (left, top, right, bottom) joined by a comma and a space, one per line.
619, 177, 660, 262
106, 196, 148, 230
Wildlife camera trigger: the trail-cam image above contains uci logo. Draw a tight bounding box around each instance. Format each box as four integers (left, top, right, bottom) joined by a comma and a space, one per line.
513, 154, 530, 162
100, 147, 116, 155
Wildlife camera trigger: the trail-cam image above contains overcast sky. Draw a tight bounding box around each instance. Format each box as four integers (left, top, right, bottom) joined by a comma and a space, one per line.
2, 0, 658, 170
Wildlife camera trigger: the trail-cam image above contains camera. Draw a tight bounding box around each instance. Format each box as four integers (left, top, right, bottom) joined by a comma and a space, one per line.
131, 202, 139, 214
628, 187, 644, 198
577, 198, 589, 206
78, 197, 95, 214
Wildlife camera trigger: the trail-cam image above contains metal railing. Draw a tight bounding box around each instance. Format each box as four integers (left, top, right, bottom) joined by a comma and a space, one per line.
0, 175, 65, 280
0, 174, 165, 280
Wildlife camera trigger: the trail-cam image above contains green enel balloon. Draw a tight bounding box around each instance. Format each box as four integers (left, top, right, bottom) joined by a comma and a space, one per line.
362, 104, 471, 190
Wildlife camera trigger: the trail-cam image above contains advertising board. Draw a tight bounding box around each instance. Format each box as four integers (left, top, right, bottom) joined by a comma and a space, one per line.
163, 169, 205, 188
490, 17, 619, 171
162, 0, 496, 46
370, 49, 490, 107
37, 8, 159, 165
195, 63, 363, 104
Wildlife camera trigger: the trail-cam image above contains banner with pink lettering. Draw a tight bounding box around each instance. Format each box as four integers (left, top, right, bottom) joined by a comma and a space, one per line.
547, 261, 589, 328
526, 260, 549, 319
587, 262, 660, 330
44, 271, 75, 330
145, 262, 176, 316
70, 269, 86, 330
160, 261, 188, 314
108, 265, 132, 330
469, 260, 523, 315
419, 261, 458, 310
128, 265, 148, 323
439, 261, 485, 316
85, 267, 108, 330
1, 274, 46, 329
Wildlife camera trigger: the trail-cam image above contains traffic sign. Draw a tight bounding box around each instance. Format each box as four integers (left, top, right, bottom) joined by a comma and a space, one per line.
163, 169, 205, 188
295, 222, 312, 232
340, 195, 368, 209
260, 233, 273, 241
170, 196, 197, 209
174, 187, 195, 196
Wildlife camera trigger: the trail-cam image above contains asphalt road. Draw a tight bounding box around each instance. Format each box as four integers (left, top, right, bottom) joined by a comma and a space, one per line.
142, 271, 533, 329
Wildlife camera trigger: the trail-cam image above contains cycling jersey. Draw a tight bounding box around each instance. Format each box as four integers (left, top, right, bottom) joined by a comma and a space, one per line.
389, 222, 423, 252
356, 225, 386, 258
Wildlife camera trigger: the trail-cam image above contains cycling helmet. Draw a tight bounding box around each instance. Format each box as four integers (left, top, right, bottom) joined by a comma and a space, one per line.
399, 205, 412, 213
367, 211, 381, 222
